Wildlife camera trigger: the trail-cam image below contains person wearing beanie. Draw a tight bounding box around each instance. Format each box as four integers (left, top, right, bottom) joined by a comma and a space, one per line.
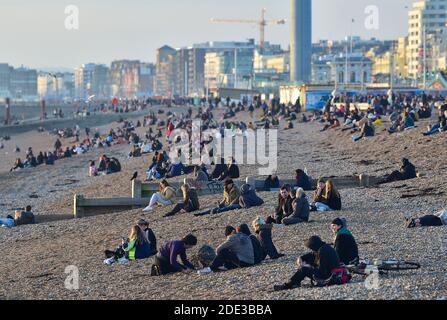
273, 236, 343, 291
331, 218, 359, 265
197, 226, 254, 275
194, 179, 241, 216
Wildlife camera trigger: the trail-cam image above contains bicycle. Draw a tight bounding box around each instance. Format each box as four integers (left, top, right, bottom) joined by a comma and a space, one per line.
346, 259, 421, 276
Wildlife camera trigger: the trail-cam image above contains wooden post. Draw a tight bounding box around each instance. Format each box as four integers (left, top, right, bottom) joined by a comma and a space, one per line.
4, 97, 11, 125
73, 194, 85, 218
40, 99, 46, 121
359, 174, 370, 188
132, 179, 142, 199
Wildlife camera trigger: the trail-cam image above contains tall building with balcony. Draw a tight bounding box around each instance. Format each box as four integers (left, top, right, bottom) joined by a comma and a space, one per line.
407, 0, 447, 78
9, 67, 37, 100
154, 46, 177, 97
0, 63, 11, 98
110, 60, 140, 99
204, 48, 255, 91
139, 63, 156, 97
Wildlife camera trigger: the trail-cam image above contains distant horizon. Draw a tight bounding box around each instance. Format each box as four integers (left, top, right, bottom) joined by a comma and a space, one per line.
1, 0, 414, 69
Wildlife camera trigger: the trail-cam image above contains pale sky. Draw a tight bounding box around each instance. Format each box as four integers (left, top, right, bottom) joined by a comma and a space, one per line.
0, 0, 414, 69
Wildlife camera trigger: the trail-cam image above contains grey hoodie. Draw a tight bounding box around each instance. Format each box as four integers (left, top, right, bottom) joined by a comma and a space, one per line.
217, 233, 254, 265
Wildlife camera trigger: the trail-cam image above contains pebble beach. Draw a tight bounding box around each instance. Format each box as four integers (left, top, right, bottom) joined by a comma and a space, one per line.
0, 107, 446, 300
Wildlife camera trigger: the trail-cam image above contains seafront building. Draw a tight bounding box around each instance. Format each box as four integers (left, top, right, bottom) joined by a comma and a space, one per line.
407, 0, 447, 78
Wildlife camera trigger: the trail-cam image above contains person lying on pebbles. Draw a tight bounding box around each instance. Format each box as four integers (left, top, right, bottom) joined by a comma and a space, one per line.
406, 209, 447, 228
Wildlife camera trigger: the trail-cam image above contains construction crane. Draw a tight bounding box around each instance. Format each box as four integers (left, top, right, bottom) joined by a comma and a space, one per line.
210, 8, 286, 53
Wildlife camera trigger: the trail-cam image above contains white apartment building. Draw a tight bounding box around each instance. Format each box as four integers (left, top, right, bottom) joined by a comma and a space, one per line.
407, 0, 447, 78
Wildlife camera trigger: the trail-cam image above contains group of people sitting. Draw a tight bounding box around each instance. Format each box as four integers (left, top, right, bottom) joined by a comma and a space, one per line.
0, 206, 35, 228
88, 155, 122, 177
274, 218, 358, 290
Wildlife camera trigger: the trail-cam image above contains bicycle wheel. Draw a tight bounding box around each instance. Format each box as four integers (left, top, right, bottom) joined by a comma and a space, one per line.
379, 260, 421, 271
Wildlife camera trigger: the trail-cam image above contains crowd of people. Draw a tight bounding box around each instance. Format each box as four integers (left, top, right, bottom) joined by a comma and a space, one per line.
3, 93, 447, 294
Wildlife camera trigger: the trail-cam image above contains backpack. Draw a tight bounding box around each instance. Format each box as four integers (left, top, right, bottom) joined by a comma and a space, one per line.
312, 266, 352, 287
111, 158, 121, 172
438, 210, 447, 225
196, 245, 216, 268
189, 189, 200, 211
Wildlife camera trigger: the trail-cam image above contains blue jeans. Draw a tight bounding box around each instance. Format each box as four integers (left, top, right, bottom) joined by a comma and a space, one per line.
315, 202, 332, 212
213, 204, 242, 214
0, 218, 16, 228
424, 124, 440, 136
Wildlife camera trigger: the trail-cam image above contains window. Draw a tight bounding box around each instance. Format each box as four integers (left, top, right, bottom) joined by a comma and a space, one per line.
339, 71, 344, 83
350, 71, 356, 83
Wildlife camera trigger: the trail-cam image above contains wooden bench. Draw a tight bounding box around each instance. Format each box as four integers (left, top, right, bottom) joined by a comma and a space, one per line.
73, 194, 150, 218
131, 175, 380, 200
73, 175, 380, 219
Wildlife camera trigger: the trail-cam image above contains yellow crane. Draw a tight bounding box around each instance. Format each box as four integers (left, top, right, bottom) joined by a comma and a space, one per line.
210, 8, 286, 53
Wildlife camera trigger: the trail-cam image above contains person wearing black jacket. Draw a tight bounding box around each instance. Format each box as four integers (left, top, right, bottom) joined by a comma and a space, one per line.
218, 157, 240, 181
381, 158, 417, 184
137, 219, 158, 256
237, 224, 264, 265
274, 236, 341, 290
264, 174, 280, 191
210, 157, 228, 180
331, 218, 359, 265
266, 185, 294, 224
252, 217, 284, 260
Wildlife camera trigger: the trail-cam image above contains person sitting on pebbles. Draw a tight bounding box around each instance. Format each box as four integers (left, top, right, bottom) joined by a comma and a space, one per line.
282, 188, 310, 226
310, 179, 342, 212
150, 234, 197, 276
143, 179, 177, 212
331, 218, 359, 265
252, 217, 285, 260
197, 226, 254, 275
164, 184, 200, 218
0, 206, 35, 228
380, 158, 417, 184
273, 236, 351, 291
406, 209, 447, 228
266, 185, 295, 224
194, 179, 241, 217
104, 220, 157, 265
